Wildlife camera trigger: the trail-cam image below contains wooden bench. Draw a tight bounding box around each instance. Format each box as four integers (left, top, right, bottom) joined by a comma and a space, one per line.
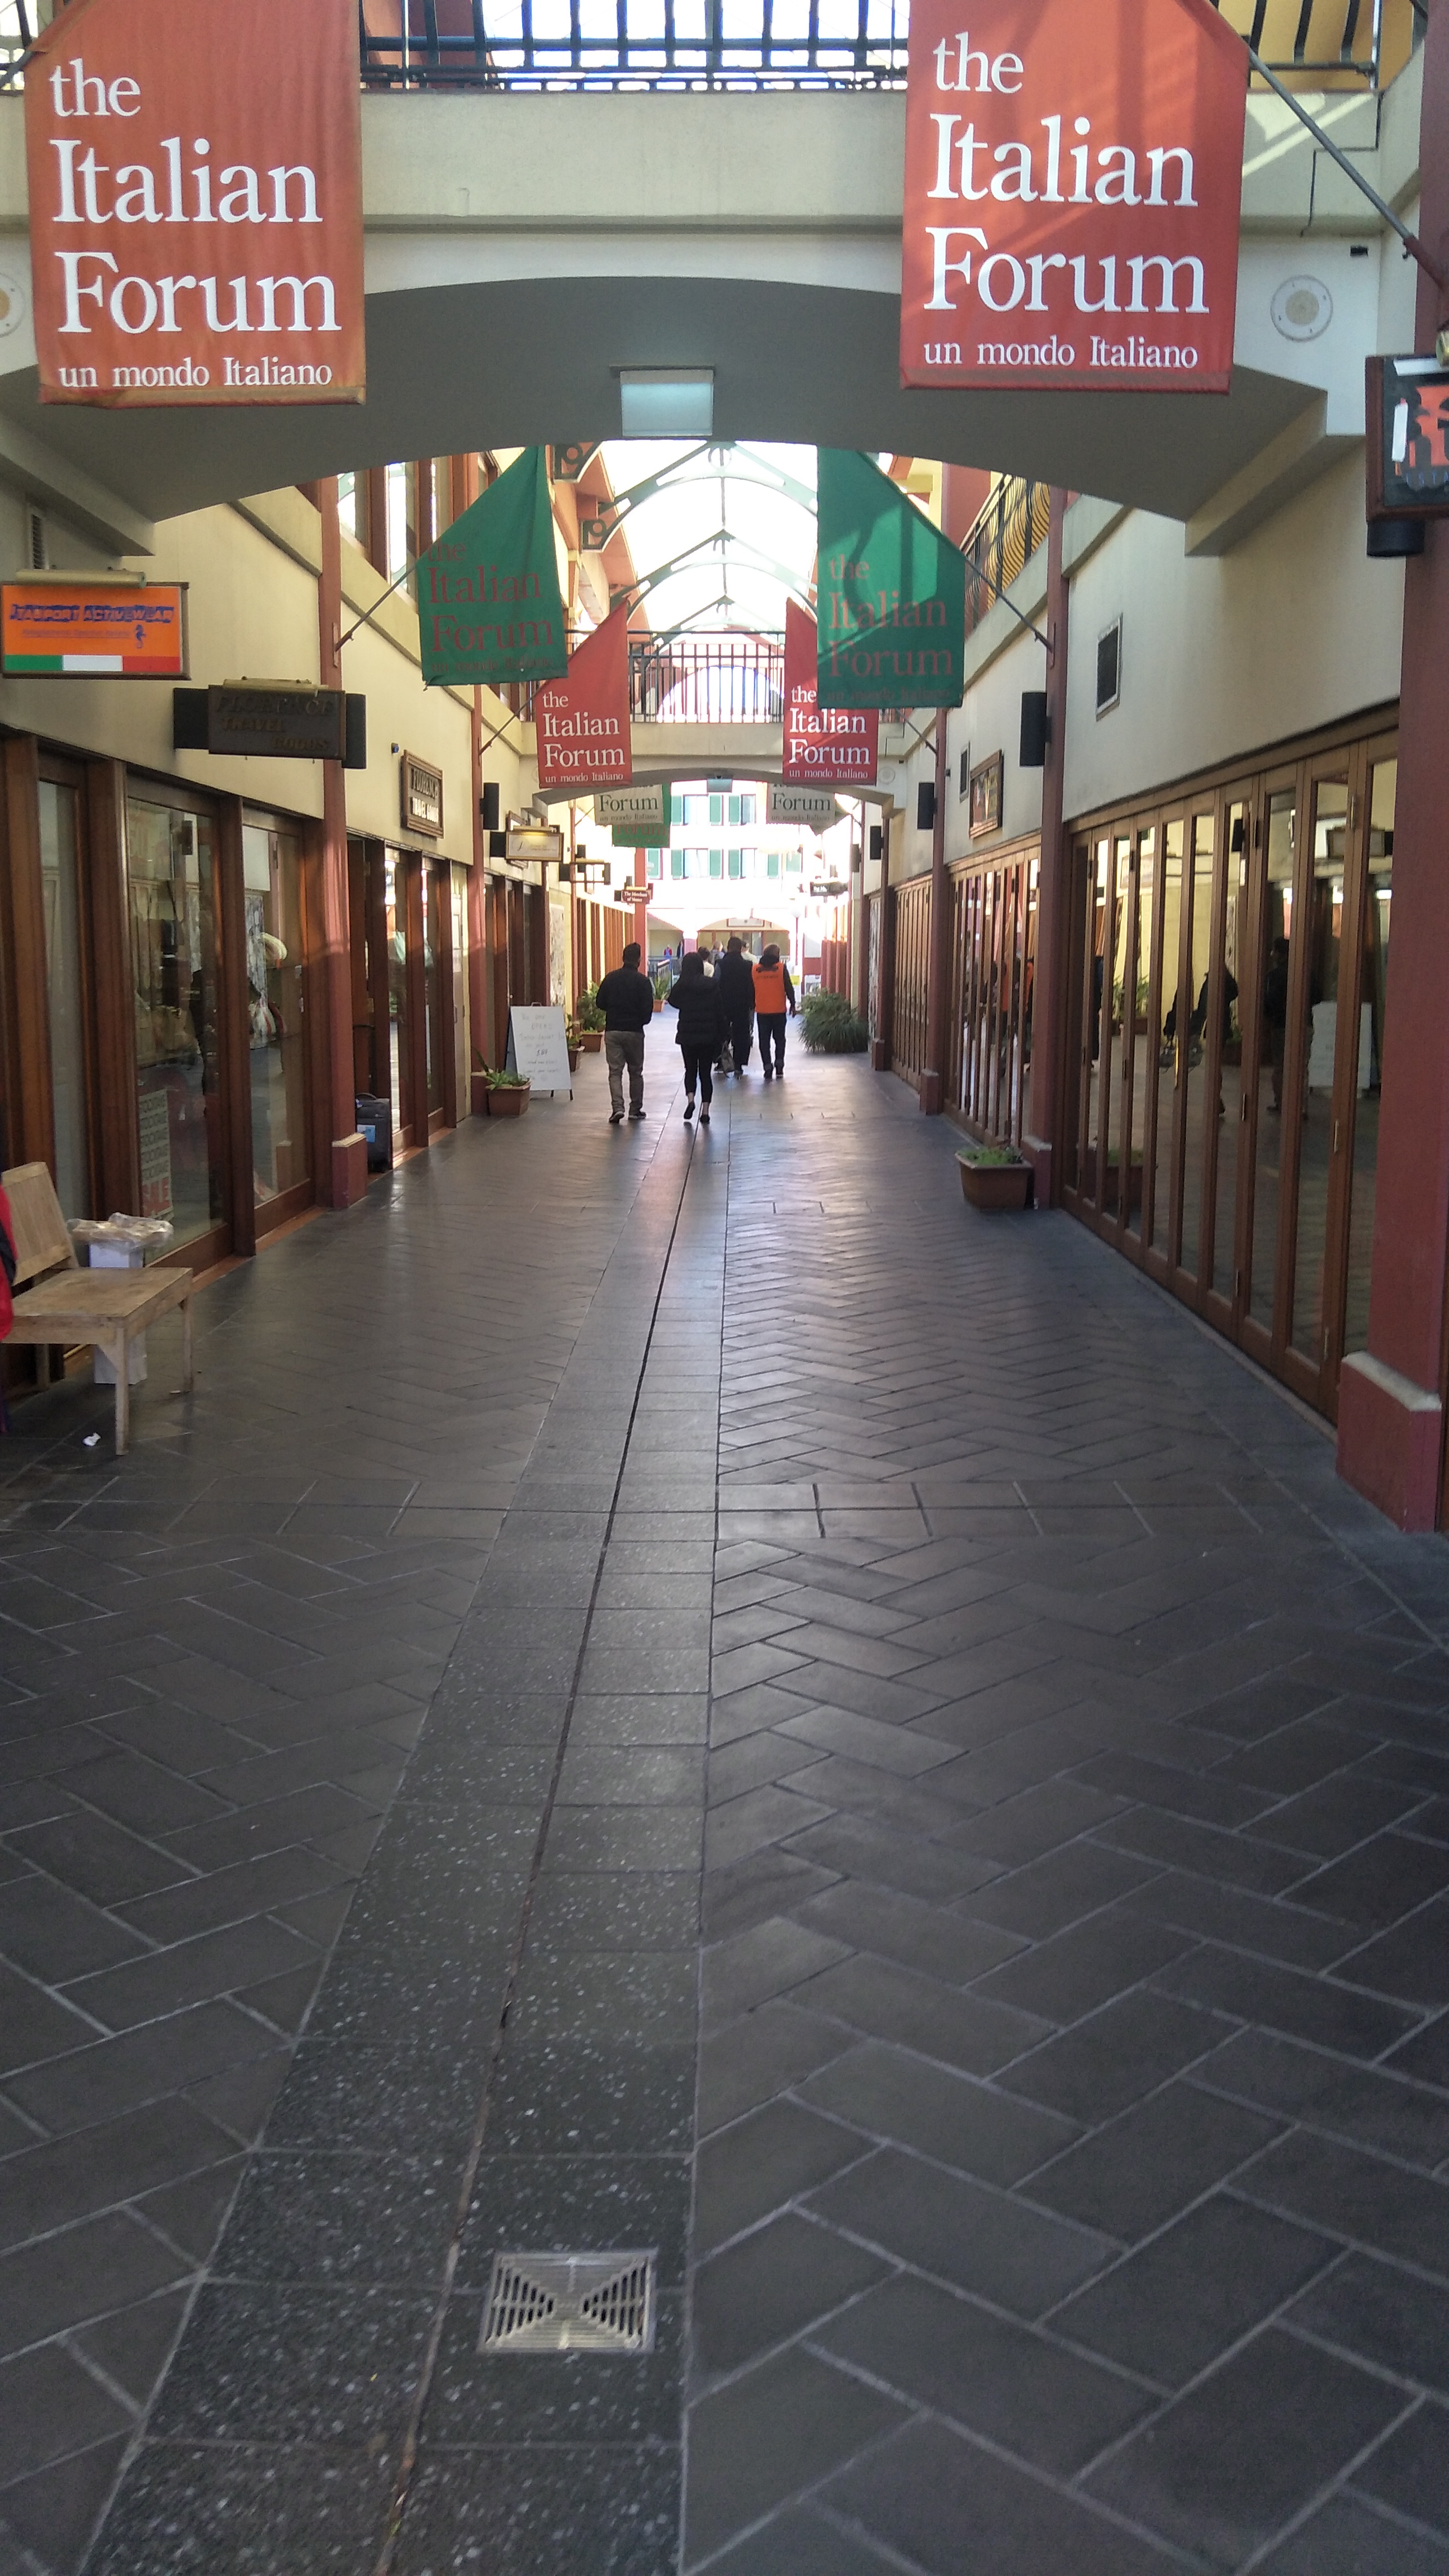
3, 1163, 195, 1456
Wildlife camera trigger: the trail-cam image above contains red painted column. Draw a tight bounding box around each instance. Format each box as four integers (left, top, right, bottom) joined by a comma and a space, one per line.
315, 479, 367, 1209
1338, 0, 1449, 1529
1024, 490, 1072, 1206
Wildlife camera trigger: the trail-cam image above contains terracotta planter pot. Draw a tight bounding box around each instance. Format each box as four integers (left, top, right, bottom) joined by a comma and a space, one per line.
580, 1030, 604, 1054
957, 1155, 1031, 1213
567, 1047, 580, 1073
653, 996, 664, 1013
486, 1083, 531, 1117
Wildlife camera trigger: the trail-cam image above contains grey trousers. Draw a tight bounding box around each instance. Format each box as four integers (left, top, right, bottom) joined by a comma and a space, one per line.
605, 1029, 645, 1115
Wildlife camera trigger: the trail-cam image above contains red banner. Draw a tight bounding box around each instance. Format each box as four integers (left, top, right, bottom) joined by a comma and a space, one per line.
534, 604, 633, 791
27, 0, 364, 407
783, 600, 878, 784
901, 0, 1247, 396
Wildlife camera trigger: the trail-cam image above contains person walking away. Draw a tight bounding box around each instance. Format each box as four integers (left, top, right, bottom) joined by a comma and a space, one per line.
596, 940, 655, 1125
753, 944, 797, 1079
716, 935, 756, 1075
668, 950, 728, 1125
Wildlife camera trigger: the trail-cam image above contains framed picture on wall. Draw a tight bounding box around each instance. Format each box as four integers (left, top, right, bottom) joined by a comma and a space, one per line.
969, 751, 1003, 839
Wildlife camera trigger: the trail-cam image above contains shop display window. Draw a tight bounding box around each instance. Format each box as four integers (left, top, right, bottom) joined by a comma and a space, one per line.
126, 797, 223, 1254
38, 779, 90, 1221
243, 822, 312, 1219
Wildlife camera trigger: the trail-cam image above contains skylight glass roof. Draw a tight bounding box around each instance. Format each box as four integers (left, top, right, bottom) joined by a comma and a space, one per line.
599, 441, 818, 637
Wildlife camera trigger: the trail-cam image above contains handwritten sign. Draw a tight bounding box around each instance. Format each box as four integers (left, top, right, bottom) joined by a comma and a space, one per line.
505, 1006, 574, 1096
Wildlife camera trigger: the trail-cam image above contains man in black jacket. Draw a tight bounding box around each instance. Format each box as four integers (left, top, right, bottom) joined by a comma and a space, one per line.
596, 942, 656, 1124
714, 935, 756, 1075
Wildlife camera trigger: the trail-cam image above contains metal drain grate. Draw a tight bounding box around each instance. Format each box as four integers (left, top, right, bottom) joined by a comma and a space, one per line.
479, 2251, 657, 2355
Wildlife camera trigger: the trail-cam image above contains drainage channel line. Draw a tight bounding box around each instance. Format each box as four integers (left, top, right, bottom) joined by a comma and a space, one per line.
373, 1126, 700, 2576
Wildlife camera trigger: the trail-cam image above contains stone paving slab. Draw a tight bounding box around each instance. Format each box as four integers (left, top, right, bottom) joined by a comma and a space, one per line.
3, 1033, 1449, 2572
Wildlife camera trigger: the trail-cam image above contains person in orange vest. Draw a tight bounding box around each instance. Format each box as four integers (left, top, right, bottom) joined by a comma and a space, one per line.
752, 944, 797, 1080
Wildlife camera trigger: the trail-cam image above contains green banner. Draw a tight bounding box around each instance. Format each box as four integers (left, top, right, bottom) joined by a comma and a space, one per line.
418, 447, 569, 690
815, 449, 965, 709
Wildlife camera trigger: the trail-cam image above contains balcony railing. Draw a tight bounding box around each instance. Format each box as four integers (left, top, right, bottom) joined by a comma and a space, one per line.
0, 0, 1420, 93
353, 0, 1415, 91
629, 635, 783, 722
963, 481, 1051, 640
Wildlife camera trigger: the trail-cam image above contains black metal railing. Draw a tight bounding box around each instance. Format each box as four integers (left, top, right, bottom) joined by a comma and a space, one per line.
963, 481, 1050, 640
629, 634, 783, 721
0, 0, 1417, 91
357, 0, 906, 90
352, 0, 1413, 91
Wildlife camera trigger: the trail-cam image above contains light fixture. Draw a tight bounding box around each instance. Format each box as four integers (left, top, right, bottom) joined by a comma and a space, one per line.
618, 368, 714, 439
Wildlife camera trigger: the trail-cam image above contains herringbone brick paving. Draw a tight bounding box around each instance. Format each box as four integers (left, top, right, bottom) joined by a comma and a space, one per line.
688, 1064, 1449, 2574
2, 1029, 1449, 2573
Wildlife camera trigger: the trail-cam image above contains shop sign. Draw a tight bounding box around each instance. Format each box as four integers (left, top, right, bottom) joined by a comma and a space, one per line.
402, 751, 444, 839
1, 576, 187, 675
418, 449, 569, 690
26, 0, 364, 408
534, 603, 633, 789
770, 782, 842, 830
210, 684, 345, 759
594, 780, 667, 836
782, 600, 878, 784
816, 449, 967, 710
614, 884, 655, 906
1367, 357, 1449, 518
901, 0, 1247, 395
506, 823, 564, 864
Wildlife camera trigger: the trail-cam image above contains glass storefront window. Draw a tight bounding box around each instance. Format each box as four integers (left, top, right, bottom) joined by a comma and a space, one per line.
1344, 759, 1396, 1355
1149, 820, 1185, 1259
1212, 807, 1249, 1303
1290, 776, 1349, 1363
244, 823, 311, 1213
385, 851, 408, 1135
423, 861, 445, 1114
38, 779, 90, 1220
1124, 828, 1154, 1242
1179, 813, 1216, 1282
127, 797, 222, 1252
1249, 787, 1298, 1332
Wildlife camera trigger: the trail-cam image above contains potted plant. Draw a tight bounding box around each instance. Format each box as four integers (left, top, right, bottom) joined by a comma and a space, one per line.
485, 1070, 531, 1118
652, 970, 670, 1015
576, 992, 605, 1053
956, 1143, 1032, 1212
469, 1047, 491, 1118
565, 1017, 583, 1074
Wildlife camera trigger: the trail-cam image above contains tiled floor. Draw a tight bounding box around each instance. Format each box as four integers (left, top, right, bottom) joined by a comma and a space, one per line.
3, 1030, 1449, 2574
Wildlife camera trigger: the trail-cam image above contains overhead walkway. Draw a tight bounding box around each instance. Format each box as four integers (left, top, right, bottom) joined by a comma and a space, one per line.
1, 1040, 1448, 2574
0, 45, 1422, 555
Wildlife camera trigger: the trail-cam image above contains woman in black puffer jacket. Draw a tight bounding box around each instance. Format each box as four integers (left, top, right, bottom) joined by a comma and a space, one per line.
667, 951, 728, 1125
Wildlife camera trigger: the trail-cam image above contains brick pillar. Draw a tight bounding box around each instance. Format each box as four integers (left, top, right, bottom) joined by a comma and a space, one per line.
1023, 491, 1072, 1206
316, 478, 367, 1209
1337, 0, 1449, 1528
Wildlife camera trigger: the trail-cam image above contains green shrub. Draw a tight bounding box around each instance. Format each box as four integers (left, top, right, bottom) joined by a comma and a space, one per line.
486, 1069, 530, 1090
576, 990, 607, 1032
802, 989, 869, 1054
957, 1144, 1025, 1169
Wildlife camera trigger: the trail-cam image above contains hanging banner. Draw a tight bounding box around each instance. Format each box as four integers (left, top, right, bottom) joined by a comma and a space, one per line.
901, 0, 1247, 396
816, 450, 967, 710
595, 780, 667, 836
26, 0, 364, 407
534, 603, 633, 790
418, 449, 569, 691
783, 600, 878, 784
769, 782, 842, 831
